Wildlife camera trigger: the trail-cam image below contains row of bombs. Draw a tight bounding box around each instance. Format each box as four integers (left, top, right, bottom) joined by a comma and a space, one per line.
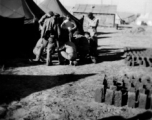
123, 47, 152, 67
94, 74, 152, 109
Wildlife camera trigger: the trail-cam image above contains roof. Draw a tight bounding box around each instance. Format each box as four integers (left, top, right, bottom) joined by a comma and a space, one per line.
73, 4, 117, 14
117, 12, 135, 19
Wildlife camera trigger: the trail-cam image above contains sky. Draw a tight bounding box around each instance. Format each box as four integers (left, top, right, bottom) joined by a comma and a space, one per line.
35, 0, 152, 14
61, 0, 152, 13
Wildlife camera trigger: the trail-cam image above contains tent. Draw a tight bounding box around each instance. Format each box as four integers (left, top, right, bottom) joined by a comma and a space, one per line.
0, 0, 45, 22
0, 0, 45, 61
35, 0, 84, 33
136, 13, 152, 26
115, 12, 137, 25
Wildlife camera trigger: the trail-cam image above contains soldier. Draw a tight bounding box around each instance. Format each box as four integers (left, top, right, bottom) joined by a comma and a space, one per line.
85, 12, 99, 63
84, 32, 98, 63
43, 13, 61, 66
59, 41, 77, 66
32, 37, 46, 62
61, 15, 77, 42
32, 11, 55, 63
32, 13, 61, 66
73, 31, 90, 64
38, 11, 55, 33
86, 12, 99, 38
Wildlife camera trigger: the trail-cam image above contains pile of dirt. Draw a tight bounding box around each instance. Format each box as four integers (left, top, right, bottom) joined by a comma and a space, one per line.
122, 27, 146, 35
1, 69, 152, 120
1, 85, 149, 120
1, 27, 152, 120
130, 27, 146, 34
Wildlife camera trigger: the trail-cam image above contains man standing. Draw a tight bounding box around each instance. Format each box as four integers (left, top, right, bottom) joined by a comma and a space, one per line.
86, 12, 99, 37
38, 11, 54, 33
84, 32, 98, 63
32, 11, 55, 62
32, 13, 61, 66
85, 12, 99, 63
61, 15, 77, 42
42, 13, 61, 66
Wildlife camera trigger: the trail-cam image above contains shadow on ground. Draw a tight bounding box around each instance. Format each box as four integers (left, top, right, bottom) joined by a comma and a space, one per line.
97, 47, 124, 63
77, 47, 124, 65
97, 36, 111, 39
98, 111, 152, 120
0, 73, 95, 104
96, 32, 117, 36
118, 25, 132, 30
0, 54, 60, 68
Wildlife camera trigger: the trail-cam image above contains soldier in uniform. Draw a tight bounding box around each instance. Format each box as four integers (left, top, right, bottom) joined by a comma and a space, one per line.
32, 11, 55, 63
86, 12, 99, 38
32, 13, 61, 66
61, 15, 77, 42
84, 32, 98, 63
73, 31, 90, 64
59, 41, 77, 66
39, 11, 55, 33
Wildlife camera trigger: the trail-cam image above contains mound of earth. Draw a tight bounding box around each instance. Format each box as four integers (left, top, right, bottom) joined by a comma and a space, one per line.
1, 26, 152, 120
0, 60, 152, 120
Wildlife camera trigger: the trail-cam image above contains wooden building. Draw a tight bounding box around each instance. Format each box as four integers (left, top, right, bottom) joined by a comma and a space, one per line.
72, 4, 117, 27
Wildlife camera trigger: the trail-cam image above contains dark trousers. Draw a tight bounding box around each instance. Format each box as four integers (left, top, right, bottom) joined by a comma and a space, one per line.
89, 37, 98, 57
46, 38, 64, 65
46, 37, 55, 65
69, 31, 72, 42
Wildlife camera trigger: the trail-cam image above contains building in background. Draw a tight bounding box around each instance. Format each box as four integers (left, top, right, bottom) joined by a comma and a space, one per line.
72, 4, 117, 27
34, 0, 152, 14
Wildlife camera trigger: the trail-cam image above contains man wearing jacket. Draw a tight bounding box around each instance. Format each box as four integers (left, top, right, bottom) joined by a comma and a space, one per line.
33, 13, 61, 66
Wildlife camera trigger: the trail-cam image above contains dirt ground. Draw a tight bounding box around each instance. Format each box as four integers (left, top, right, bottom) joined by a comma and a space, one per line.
0, 24, 152, 120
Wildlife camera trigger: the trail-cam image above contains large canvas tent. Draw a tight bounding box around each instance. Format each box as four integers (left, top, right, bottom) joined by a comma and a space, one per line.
0, 0, 44, 22
0, 0, 45, 60
35, 0, 84, 33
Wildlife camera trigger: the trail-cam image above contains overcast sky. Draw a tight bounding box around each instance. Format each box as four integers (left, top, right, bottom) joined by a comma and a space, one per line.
35, 0, 152, 13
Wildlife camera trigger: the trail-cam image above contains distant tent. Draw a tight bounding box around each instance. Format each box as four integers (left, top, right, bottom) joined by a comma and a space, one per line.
0, 0, 45, 60
115, 13, 121, 24
115, 12, 137, 25
35, 0, 84, 33
136, 13, 152, 26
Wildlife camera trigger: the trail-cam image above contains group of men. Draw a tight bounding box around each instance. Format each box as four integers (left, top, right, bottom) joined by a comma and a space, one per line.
32, 11, 99, 66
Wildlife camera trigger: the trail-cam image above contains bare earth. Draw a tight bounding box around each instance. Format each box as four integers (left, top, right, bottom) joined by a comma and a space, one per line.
0, 25, 152, 120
